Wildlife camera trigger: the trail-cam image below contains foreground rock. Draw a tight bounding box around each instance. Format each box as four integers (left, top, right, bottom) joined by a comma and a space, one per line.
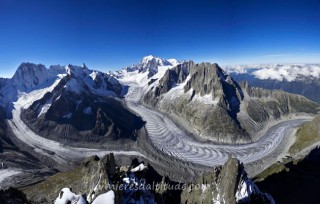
257, 147, 320, 204
20, 154, 274, 204
181, 157, 275, 204
22, 154, 116, 203
21, 153, 179, 203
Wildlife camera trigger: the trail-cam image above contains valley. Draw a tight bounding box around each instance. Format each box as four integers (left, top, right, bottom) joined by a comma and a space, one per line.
0, 57, 318, 203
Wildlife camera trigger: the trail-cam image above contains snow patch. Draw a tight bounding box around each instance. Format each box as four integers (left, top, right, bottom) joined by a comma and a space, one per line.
92, 190, 115, 204
131, 163, 147, 172
162, 75, 191, 100
37, 97, 53, 118
54, 188, 86, 204
235, 178, 258, 202
37, 103, 52, 118
235, 176, 275, 204
192, 92, 219, 105
90, 71, 98, 81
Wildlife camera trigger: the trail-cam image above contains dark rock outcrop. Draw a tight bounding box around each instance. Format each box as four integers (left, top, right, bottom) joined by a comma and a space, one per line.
181, 157, 275, 204
22, 154, 116, 203
0, 187, 31, 204
22, 154, 182, 204
219, 157, 241, 204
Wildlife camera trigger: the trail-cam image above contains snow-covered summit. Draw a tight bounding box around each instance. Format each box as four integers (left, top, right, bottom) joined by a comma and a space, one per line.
114, 55, 182, 86
123, 55, 181, 78
63, 64, 122, 96
140, 55, 172, 67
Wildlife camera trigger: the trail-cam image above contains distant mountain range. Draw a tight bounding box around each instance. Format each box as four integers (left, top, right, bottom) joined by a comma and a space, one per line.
224, 64, 320, 103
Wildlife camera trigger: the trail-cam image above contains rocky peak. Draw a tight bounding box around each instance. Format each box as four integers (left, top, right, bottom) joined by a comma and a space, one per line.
184, 62, 225, 95
147, 61, 243, 115
185, 62, 243, 116
181, 157, 275, 204
65, 64, 89, 77
219, 157, 241, 204
61, 64, 123, 96
11, 62, 49, 90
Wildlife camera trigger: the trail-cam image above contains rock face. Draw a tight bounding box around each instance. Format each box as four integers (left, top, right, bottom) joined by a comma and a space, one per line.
257, 147, 320, 204
22, 154, 181, 204
143, 61, 318, 144
143, 61, 249, 143
11, 63, 51, 91
181, 157, 275, 204
0, 78, 8, 90
219, 157, 240, 204
239, 81, 318, 135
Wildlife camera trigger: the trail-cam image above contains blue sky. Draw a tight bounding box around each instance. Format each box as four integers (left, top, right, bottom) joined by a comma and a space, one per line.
1, 0, 320, 77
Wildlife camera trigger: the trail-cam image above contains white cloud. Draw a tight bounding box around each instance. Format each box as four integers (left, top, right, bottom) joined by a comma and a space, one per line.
251, 64, 320, 82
